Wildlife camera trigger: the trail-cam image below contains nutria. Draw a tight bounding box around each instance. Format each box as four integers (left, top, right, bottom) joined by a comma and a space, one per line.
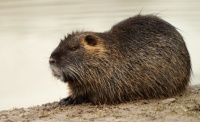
49, 14, 191, 105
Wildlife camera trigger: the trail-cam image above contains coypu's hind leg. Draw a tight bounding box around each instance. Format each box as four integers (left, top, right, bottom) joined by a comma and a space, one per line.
59, 96, 89, 105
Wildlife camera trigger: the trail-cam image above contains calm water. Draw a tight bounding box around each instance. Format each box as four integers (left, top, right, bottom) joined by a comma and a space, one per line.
0, 0, 200, 110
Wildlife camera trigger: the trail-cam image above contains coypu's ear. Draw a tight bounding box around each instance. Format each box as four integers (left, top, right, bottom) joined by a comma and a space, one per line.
85, 35, 97, 46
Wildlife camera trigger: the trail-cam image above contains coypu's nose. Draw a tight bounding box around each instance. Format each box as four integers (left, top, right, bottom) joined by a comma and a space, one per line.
49, 57, 56, 65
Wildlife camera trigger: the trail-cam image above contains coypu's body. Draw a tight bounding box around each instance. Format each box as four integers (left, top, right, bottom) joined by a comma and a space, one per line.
49, 14, 191, 105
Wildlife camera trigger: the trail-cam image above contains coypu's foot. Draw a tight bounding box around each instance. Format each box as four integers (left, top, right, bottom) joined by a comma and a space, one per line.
59, 96, 88, 106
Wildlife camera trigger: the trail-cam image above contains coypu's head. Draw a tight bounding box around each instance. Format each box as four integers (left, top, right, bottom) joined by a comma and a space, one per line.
49, 32, 109, 84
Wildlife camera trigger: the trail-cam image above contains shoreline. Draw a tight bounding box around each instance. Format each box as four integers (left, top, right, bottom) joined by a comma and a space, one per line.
0, 84, 200, 122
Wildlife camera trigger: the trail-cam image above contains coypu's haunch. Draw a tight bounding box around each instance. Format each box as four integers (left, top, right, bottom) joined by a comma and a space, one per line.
49, 14, 191, 105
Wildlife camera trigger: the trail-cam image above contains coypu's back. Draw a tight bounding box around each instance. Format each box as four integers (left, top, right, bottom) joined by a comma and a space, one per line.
49, 14, 191, 105
105, 14, 191, 99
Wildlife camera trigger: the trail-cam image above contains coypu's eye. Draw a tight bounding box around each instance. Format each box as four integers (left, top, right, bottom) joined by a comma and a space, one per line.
85, 35, 97, 46
69, 46, 80, 51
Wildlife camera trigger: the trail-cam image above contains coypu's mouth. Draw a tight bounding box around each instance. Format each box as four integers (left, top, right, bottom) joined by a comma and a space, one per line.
50, 65, 77, 83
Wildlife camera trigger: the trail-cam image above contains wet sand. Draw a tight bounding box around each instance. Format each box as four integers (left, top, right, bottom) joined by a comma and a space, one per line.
0, 85, 199, 122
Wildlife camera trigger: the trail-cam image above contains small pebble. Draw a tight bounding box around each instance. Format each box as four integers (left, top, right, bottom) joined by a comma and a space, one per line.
142, 100, 149, 104
190, 89, 199, 94
0, 115, 7, 119
186, 104, 200, 111
161, 98, 176, 104
19, 113, 24, 117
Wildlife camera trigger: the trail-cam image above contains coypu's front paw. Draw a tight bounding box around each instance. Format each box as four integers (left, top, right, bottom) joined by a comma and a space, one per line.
59, 96, 88, 105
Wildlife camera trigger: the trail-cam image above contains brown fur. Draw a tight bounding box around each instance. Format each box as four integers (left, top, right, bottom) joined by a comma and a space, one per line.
49, 14, 191, 105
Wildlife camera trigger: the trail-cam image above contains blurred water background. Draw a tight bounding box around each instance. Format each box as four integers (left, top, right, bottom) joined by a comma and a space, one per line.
0, 0, 200, 110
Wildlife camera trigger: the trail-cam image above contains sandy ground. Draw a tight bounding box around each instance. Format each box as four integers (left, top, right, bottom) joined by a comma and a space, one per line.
0, 85, 199, 122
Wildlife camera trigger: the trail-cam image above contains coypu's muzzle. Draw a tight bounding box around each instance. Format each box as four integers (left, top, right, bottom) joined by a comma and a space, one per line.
49, 57, 77, 83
